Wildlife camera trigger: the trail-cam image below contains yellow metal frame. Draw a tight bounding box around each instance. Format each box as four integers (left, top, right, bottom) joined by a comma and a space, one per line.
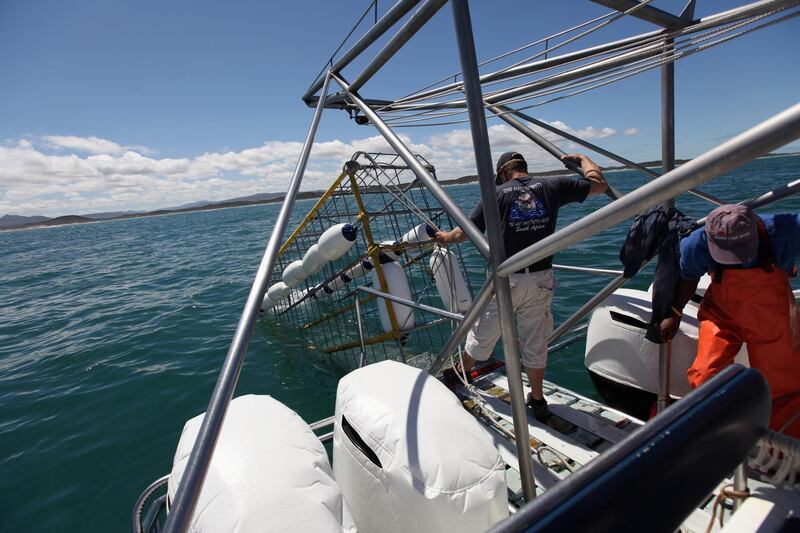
278, 170, 348, 257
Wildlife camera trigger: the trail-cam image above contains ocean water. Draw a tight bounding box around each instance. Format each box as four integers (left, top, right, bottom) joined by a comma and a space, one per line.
1, 154, 799, 532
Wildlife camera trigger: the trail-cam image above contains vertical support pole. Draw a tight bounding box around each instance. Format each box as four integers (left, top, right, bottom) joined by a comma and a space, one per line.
661, 37, 676, 205
733, 463, 748, 511
656, 341, 671, 413
355, 296, 368, 367
657, 36, 676, 414
450, 0, 537, 501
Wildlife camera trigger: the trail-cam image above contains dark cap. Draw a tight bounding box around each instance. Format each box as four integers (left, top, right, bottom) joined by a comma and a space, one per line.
705, 204, 759, 265
495, 152, 525, 184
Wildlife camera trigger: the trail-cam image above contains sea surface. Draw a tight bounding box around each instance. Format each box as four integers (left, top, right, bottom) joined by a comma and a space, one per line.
1, 154, 799, 532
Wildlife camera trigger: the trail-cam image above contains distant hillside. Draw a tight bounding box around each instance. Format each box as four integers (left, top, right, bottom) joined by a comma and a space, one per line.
0, 214, 51, 227
84, 211, 141, 220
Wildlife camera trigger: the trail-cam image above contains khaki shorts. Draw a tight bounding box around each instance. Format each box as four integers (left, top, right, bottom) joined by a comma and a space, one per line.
465, 269, 555, 369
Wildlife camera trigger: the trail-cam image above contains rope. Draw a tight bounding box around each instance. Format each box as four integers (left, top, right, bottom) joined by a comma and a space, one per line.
704, 483, 751, 533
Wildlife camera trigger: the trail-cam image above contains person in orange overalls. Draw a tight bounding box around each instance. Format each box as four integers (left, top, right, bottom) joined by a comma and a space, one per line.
660, 205, 800, 438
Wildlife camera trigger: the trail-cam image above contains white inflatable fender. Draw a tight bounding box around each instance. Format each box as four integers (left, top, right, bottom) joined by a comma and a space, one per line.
302, 244, 327, 276
333, 361, 507, 533
318, 223, 358, 261
371, 261, 414, 332
429, 247, 472, 313
267, 281, 291, 301
585, 287, 748, 398
168, 395, 356, 533
282, 259, 307, 288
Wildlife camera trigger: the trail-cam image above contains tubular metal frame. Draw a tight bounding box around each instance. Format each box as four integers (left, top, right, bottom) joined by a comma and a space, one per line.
151, 2, 800, 531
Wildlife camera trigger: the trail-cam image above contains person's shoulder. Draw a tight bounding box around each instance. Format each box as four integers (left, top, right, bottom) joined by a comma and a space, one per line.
764, 213, 800, 233
680, 225, 707, 251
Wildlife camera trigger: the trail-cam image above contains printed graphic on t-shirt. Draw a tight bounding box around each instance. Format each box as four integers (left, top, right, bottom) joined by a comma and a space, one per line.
507, 187, 550, 234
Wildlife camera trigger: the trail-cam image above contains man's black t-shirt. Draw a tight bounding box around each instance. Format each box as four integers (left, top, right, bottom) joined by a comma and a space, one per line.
470, 175, 590, 271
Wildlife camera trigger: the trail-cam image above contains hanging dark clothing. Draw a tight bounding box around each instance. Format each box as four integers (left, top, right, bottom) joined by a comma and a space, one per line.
619, 205, 696, 343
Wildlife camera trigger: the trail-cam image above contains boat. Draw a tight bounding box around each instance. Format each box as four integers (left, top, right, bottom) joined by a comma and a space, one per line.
133, 1, 800, 531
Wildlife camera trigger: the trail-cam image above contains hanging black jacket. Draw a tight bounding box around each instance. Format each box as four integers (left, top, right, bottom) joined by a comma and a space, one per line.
619, 205, 696, 343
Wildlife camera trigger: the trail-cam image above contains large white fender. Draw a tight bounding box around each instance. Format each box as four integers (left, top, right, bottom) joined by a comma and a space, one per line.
430, 247, 472, 313
282, 260, 306, 288
380, 241, 402, 262
267, 281, 291, 301
318, 223, 358, 261
302, 244, 327, 276
371, 261, 414, 332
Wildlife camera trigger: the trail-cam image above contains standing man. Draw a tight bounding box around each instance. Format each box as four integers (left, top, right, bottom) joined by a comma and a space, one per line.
660, 205, 800, 437
436, 151, 608, 422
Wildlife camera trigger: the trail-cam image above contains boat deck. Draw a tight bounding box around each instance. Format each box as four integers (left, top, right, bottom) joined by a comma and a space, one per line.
451, 366, 750, 532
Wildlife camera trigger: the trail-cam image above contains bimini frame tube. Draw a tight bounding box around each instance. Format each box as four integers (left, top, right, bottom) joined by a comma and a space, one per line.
451, 0, 537, 502
163, 74, 333, 533
497, 103, 800, 277
348, 0, 449, 93
302, 0, 422, 102
331, 72, 492, 259
489, 104, 623, 201
505, 107, 724, 206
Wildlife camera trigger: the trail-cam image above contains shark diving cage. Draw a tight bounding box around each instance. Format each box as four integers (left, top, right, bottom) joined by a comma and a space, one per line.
147, 1, 800, 532
261, 151, 476, 369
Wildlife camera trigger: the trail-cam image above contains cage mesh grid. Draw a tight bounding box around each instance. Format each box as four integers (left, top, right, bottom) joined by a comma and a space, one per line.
265, 152, 474, 370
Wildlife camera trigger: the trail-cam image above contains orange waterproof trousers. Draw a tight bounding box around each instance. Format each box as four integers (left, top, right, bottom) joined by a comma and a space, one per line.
689, 267, 800, 438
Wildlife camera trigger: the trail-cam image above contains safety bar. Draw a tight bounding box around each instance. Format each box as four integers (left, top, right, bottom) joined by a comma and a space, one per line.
162, 74, 333, 533
303, 0, 422, 102
331, 72, 492, 259
497, 103, 800, 277
356, 285, 464, 320
552, 264, 624, 276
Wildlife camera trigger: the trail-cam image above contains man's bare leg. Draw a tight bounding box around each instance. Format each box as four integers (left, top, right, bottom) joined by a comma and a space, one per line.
460, 351, 479, 374
525, 367, 545, 400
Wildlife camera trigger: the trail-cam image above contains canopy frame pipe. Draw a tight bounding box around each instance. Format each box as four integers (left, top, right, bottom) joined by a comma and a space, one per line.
302, 0, 422, 102
489, 104, 623, 201
356, 285, 465, 321
495, 103, 800, 278
590, 0, 694, 29
451, 0, 537, 502
162, 73, 333, 533
348, 0, 449, 93
506, 107, 724, 206
330, 72, 492, 259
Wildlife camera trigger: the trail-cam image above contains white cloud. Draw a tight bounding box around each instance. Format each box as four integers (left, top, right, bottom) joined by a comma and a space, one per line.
624, 128, 640, 136
42, 135, 126, 155
0, 123, 629, 216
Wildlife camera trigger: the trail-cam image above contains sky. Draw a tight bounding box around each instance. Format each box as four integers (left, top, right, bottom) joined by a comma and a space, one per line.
1, 0, 798, 217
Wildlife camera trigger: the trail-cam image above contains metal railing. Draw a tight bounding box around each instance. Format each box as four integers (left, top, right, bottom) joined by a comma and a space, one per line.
155, 0, 800, 529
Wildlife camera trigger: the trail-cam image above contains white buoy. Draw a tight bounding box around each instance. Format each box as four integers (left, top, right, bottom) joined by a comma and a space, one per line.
267, 281, 291, 301
282, 260, 306, 288
430, 247, 472, 313
302, 244, 327, 276
317, 223, 358, 261
400, 223, 436, 245
261, 294, 278, 311
371, 262, 414, 332
380, 240, 402, 262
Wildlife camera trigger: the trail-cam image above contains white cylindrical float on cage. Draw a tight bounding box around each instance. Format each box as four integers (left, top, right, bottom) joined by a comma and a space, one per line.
317, 223, 358, 261
302, 244, 327, 276
261, 294, 278, 311
371, 261, 414, 332
282, 260, 307, 288
400, 223, 436, 245
267, 281, 292, 301
380, 240, 402, 262
430, 247, 472, 313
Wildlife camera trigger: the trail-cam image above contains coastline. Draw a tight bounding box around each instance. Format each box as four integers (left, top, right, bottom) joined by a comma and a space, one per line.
4, 152, 796, 232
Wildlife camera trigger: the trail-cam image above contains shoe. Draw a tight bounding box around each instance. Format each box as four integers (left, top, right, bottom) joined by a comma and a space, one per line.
526, 394, 550, 423
527, 394, 575, 433
442, 365, 473, 387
